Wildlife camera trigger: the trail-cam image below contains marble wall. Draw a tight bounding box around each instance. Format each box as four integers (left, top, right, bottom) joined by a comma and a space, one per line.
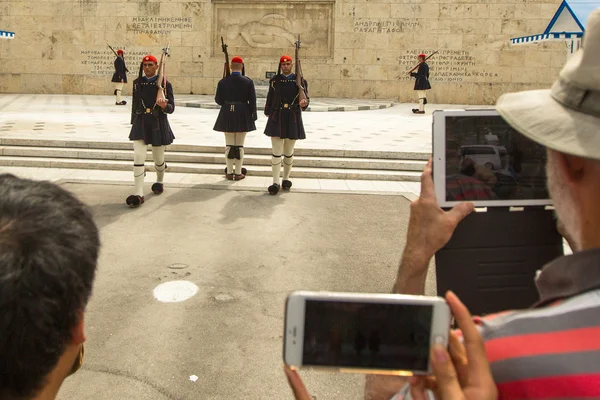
0, 0, 568, 104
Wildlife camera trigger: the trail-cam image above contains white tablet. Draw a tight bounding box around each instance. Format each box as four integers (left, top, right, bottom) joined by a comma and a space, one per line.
432, 109, 552, 208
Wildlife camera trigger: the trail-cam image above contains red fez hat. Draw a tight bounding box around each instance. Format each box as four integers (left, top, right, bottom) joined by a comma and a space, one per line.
418, 53, 426, 58
231, 56, 243, 64
117, 49, 124, 55
280, 55, 292, 63
142, 55, 158, 63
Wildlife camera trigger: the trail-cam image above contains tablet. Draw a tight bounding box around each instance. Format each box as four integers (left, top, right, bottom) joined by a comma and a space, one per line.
432, 109, 552, 208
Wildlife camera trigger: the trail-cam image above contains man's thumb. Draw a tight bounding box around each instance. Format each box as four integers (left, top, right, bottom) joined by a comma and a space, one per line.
447, 202, 475, 226
431, 343, 462, 398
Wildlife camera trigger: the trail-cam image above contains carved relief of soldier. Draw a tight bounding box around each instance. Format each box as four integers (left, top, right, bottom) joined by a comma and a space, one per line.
126, 53, 175, 208
264, 54, 309, 195
111, 49, 128, 106
213, 56, 257, 181
409, 53, 432, 114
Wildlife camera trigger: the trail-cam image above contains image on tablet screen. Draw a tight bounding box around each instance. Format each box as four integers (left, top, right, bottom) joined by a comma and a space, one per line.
444, 116, 549, 202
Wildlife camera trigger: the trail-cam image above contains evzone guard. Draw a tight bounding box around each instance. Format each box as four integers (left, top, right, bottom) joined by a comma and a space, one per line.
126, 47, 175, 208
264, 38, 309, 195
110, 48, 128, 106
409, 53, 433, 114
213, 47, 257, 180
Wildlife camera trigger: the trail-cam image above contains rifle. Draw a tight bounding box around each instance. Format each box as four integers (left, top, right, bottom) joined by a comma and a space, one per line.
294, 35, 308, 105
221, 36, 230, 78
107, 43, 129, 73
408, 51, 438, 74
155, 41, 171, 110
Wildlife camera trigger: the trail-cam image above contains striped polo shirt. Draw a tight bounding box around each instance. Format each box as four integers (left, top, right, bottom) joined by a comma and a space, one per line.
392, 247, 600, 399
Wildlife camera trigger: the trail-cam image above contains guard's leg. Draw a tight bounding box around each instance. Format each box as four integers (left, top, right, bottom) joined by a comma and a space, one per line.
269, 137, 284, 195
224, 133, 235, 178
126, 140, 147, 207
418, 90, 426, 113
151, 145, 166, 194
282, 139, 296, 190
234, 132, 247, 178
115, 82, 125, 105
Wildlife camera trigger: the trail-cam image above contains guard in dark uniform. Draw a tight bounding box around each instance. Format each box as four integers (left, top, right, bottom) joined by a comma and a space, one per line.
126, 54, 175, 208
213, 56, 257, 181
111, 49, 128, 105
410, 53, 431, 114
264, 55, 309, 195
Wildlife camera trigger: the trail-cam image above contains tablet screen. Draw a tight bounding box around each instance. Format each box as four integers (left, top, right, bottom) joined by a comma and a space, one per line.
444, 115, 549, 203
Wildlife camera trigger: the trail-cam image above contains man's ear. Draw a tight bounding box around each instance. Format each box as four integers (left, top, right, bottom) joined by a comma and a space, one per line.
71, 311, 86, 345
554, 151, 585, 185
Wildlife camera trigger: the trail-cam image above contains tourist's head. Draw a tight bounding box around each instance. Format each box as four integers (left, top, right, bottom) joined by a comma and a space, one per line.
280, 55, 293, 75
231, 56, 244, 72
141, 55, 158, 77
497, 8, 600, 251
0, 174, 100, 400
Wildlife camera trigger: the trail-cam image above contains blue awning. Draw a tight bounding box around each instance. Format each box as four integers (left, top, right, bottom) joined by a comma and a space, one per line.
510, 1, 598, 45
510, 31, 584, 45
0, 30, 15, 40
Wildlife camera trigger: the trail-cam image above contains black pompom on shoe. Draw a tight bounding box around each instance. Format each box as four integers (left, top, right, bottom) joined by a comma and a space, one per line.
151, 183, 164, 194
268, 183, 281, 195
282, 180, 292, 190
126, 195, 144, 208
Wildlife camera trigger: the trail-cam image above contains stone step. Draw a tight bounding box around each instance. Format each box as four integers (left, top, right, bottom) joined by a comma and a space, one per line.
0, 138, 431, 160
0, 156, 422, 181
255, 85, 269, 98
0, 146, 426, 172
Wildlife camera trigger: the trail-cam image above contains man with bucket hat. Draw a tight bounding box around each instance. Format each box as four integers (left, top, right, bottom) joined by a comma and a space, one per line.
287, 8, 600, 400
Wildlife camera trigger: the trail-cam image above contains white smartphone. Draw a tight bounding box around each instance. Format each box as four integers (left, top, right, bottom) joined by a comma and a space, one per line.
432, 109, 552, 208
283, 291, 451, 376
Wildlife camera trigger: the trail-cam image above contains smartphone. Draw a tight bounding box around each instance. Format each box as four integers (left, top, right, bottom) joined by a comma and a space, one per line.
283, 291, 451, 375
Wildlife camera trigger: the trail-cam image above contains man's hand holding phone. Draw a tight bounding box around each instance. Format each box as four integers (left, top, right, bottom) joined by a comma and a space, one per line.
409, 291, 497, 400
283, 291, 498, 400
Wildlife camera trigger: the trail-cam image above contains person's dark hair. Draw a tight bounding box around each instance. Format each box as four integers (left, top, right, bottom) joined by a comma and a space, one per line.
0, 174, 99, 399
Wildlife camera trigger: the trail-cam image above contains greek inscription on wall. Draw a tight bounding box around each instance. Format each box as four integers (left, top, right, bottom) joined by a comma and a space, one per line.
353, 19, 422, 34
398, 49, 500, 83
80, 50, 147, 76
127, 16, 194, 35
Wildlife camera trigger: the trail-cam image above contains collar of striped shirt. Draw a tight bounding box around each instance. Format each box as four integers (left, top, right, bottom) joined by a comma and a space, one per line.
534, 247, 600, 306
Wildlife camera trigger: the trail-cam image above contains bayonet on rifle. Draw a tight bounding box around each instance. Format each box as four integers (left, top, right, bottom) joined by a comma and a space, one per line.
221, 36, 230, 78
155, 41, 170, 109
295, 34, 308, 105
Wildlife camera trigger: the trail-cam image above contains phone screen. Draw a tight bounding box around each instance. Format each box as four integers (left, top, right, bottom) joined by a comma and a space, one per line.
444, 115, 549, 202
302, 300, 433, 371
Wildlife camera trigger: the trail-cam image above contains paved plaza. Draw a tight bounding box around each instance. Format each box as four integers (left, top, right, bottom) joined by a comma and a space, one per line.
50, 182, 437, 399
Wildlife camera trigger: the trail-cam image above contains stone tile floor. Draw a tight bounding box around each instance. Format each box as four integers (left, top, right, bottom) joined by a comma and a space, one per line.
0, 93, 492, 153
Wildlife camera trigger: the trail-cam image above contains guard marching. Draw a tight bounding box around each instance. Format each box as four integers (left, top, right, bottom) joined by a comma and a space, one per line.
213, 56, 257, 180
111, 49, 128, 106
264, 54, 309, 195
126, 53, 175, 208
409, 53, 431, 114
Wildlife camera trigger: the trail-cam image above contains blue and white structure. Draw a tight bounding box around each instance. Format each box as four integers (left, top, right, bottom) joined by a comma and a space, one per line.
0, 30, 15, 40
510, 1, 599, 55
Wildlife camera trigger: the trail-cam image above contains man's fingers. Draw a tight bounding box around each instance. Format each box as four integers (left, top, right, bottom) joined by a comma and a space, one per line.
419, 159, 436, 199
430, 343, 463, 398
448, 331, 469, 388
446, 291, 492, 386
283, 366, 312, 400
409, 376, 429, 400
446, 202, 475, 227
